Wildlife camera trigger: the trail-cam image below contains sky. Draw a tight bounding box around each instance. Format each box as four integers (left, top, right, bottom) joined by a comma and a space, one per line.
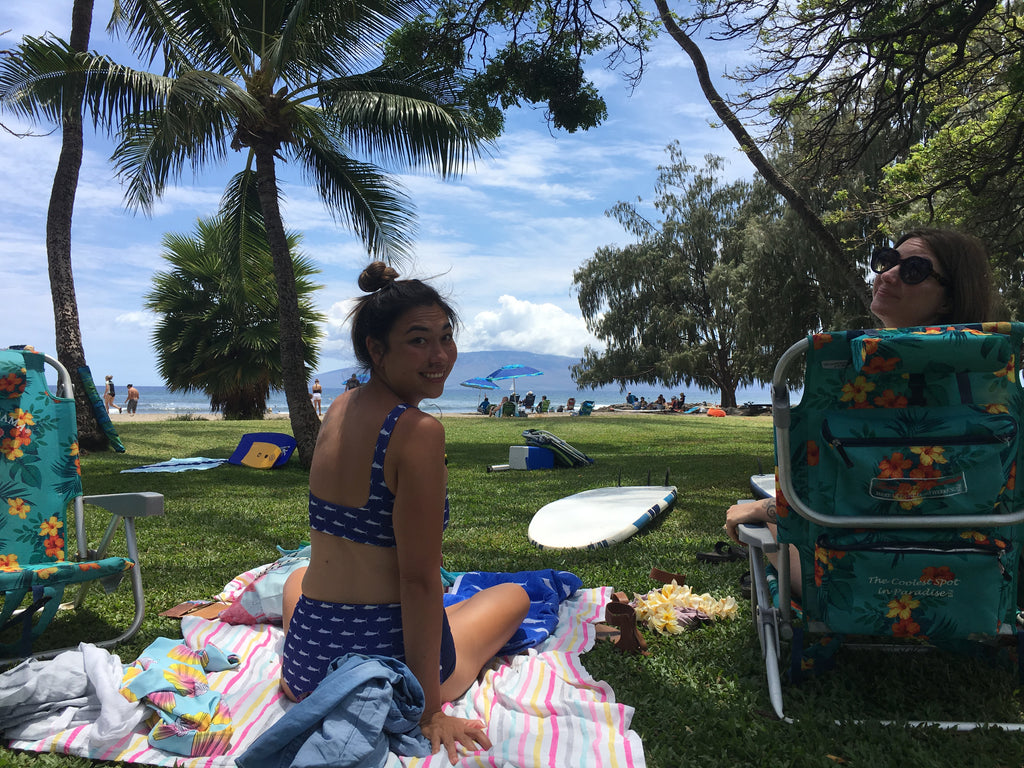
2, 2, 756, 386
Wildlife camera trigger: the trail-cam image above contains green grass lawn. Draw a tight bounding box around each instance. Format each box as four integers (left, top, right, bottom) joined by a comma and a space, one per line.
2, 413, 1023, 767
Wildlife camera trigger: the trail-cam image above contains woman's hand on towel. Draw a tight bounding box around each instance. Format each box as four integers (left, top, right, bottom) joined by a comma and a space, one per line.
421, 710, 491, 762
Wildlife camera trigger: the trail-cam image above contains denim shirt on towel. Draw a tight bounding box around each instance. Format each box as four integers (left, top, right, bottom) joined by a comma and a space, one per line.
237, 654, 432, 768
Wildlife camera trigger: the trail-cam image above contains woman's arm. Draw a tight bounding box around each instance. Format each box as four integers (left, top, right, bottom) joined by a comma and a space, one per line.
391, 413, 489, 760
724, 497, 776, 544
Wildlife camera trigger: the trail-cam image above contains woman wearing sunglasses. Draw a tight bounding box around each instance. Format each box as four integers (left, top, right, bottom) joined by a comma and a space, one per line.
869, 227, 993, 328
723, 227, 996, 596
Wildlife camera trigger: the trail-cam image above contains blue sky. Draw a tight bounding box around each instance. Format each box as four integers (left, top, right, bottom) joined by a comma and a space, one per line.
2, 2, 755, 386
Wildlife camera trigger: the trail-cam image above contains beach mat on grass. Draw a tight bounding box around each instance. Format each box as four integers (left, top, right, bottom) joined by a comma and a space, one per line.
121, 457, 228, 474
227, 432, 296, 469
6, 587, 645, 767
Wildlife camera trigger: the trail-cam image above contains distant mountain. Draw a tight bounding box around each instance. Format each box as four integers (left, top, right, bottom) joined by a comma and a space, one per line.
316, 350, 630, 396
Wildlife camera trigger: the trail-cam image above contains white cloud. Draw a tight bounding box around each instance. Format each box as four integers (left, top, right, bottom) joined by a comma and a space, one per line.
460, 295, 600, 356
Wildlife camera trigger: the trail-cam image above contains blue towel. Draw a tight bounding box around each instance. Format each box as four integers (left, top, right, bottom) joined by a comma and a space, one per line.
121, 457, 228, 474
443, 569, 582, 654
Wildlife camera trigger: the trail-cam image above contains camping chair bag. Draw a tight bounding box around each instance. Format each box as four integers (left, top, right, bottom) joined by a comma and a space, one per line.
0, 347, 163, 660
776, 323, 1024, 641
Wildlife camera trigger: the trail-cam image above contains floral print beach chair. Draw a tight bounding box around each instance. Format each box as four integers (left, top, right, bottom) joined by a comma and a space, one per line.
0, 347, 164, 661
738, 323, 1024, 726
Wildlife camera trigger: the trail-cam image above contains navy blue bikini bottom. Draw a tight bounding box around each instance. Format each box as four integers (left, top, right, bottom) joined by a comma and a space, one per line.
281, 595, 457, 700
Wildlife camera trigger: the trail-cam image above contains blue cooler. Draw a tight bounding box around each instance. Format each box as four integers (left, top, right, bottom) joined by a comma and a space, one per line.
508, 445, 554, 470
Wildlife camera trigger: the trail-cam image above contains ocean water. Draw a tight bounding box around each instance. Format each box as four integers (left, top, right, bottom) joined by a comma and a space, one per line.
122, 382, 774, 417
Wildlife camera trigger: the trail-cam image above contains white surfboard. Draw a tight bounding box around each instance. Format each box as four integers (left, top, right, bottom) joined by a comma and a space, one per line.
750, 474, 775, 500
528, 485, 678, 550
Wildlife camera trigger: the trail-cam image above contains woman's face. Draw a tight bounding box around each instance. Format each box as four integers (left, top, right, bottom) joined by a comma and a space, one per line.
870, 237, 950, 328
369, 304, 457, 404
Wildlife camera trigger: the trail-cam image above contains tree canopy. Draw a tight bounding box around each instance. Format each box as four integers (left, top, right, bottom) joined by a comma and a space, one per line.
573, 148, 830, 406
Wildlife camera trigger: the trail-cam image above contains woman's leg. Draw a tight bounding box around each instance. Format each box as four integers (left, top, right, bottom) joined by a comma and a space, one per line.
279, 566, 308, 702
440, 584, 530, 702
281, 566, 307, 633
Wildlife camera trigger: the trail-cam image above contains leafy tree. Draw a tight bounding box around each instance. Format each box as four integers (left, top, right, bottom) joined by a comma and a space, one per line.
0, 0, 489, 467
664, 0, 1024, 313
146, 182, 323, 420
393, 0, 1024, 312
573, 148, 824, 407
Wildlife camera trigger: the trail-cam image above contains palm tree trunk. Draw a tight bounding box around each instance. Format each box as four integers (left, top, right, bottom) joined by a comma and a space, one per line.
253, 143, 321, 468
48, 0, 108, 451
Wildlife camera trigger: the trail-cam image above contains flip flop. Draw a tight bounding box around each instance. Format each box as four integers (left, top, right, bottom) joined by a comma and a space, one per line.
696, 540, 748, 563
649, 567, 686, 585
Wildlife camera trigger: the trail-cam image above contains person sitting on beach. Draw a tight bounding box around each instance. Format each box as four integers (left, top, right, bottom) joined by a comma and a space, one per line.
625, 392, 637, 406
477, 396, 491, 415
653, 394, 666, 411
537, 395, 551, 413
521, 391, 536, 411
345, 372, 361, 391
724, 227, 995, 596
280, 261, 530, 760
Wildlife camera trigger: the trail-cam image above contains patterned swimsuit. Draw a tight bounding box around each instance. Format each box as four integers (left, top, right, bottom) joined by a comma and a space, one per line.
281, 404, 454, 700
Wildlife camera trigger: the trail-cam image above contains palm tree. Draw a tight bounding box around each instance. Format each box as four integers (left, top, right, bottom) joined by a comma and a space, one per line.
146, 180, 323, 420
0, 0, 488, 466
46, 0, 110, 450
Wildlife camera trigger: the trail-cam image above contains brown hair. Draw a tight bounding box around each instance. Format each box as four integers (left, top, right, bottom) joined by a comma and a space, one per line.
348, 261, 459, 370
895, 227, 993, 323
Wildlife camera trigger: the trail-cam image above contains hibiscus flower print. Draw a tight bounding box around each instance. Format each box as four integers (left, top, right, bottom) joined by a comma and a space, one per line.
910, 446, 947, 466
840, 375, 876, 404
886, 593, 920, 620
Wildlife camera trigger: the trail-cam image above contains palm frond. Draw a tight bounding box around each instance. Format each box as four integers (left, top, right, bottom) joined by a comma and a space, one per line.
291, 111, 416, 260
315, 68, 489, 177
0, 36, 174, 132
111, 0, 249, 75
273, 0, 420, 79
111, 71, 252, 211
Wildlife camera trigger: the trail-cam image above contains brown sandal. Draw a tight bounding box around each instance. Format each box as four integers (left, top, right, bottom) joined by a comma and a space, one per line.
649, 567, 686, 585
604, 602, 649, 655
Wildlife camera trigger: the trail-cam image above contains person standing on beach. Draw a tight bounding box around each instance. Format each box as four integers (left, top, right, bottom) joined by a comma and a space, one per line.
124, 384, 140, 415
103, 375, 122, 413
280, 261, 529, 761
310, 378, 323, 415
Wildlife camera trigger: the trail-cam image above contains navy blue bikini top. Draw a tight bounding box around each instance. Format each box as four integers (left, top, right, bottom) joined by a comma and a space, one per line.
308, 403, 449, 547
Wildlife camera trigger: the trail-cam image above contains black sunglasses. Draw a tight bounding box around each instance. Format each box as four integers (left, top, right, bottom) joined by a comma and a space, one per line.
870, 247, 949, 287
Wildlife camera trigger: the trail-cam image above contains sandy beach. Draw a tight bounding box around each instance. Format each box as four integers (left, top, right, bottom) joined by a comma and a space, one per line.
107, 411, 291, 423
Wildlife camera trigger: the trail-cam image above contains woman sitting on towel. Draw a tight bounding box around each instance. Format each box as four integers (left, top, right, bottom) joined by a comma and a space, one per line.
724, 227, 996, 595
280, 261, 530, 761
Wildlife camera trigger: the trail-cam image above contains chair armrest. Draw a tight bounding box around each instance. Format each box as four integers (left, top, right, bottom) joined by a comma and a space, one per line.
83, 492, 165, 518
737, 522, 777, 554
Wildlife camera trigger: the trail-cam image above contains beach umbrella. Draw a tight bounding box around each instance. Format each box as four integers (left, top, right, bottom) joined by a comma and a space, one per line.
485, 364, 543, 395
460, 377, 500, 391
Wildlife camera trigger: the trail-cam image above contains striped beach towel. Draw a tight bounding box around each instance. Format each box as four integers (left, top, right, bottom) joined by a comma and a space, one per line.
5, 587, 645, 767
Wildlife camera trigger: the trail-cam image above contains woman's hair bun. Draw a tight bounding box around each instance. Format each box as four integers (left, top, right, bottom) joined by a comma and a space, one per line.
358, 261, 401, 293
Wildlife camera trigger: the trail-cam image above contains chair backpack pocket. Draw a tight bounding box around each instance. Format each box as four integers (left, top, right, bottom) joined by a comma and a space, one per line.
818, 408, 1018, 518
813, 535, 1013, 639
